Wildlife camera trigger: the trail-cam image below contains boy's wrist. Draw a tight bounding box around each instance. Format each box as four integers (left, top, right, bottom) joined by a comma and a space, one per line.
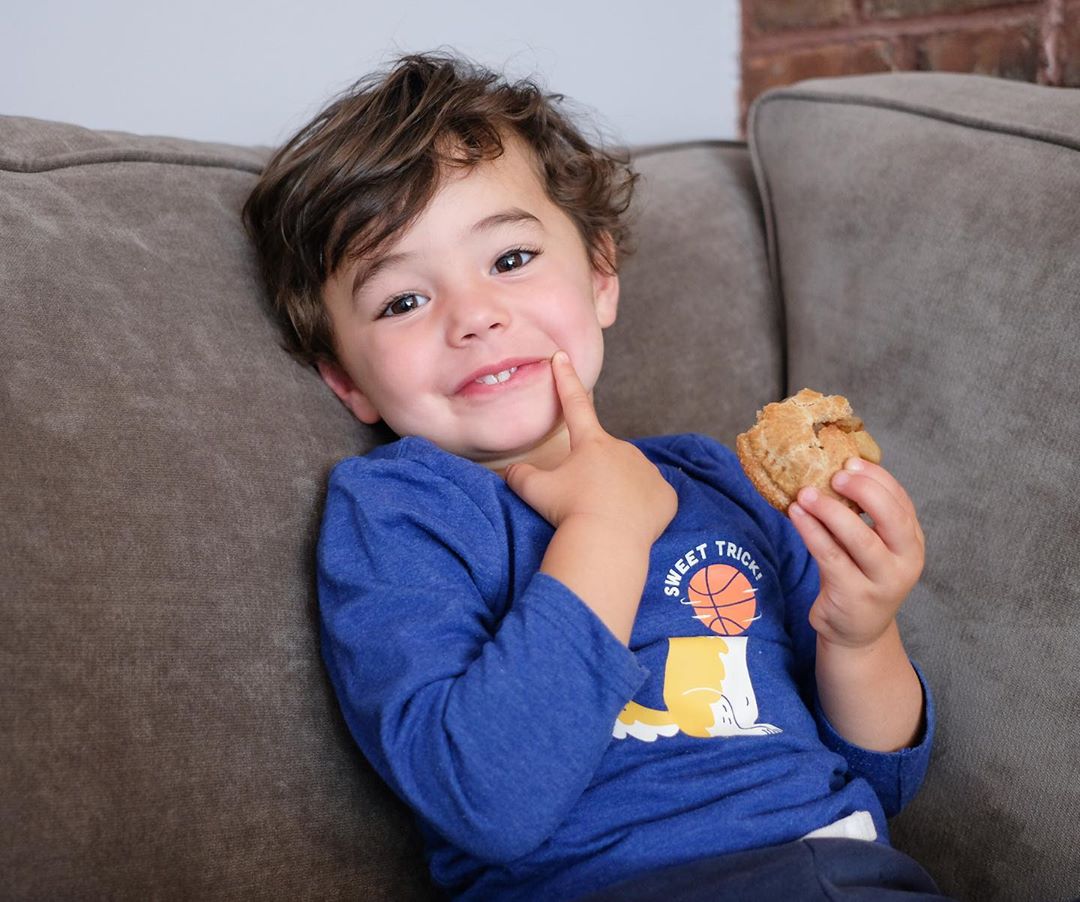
540, 515, 655, 645
815, 618, 900, 659
815, 621, 924, 751
557, 512, 659, 554
816, 621, 914, 691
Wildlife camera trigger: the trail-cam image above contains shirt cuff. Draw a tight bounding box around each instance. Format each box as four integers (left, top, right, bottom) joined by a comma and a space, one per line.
520, 571, 650, 702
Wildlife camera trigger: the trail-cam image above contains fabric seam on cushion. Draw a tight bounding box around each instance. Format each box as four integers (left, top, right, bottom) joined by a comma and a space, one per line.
745, 101, 788, 397
5, 138, 751, 175
630, 138, 748, 159
0, 141, 751, 174
752, 89, 1080, 154
0, 149, 265, 175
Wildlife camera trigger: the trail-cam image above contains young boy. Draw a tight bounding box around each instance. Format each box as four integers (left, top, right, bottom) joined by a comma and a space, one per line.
244, 52, 944, 901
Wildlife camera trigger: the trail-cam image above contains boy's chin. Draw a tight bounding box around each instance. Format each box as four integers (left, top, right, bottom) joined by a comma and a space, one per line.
462, 421, 570, 472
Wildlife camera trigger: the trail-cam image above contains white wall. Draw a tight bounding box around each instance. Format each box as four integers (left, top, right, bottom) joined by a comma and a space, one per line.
1, 0, 740, 149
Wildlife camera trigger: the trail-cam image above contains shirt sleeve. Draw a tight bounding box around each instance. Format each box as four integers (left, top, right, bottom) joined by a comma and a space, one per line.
317, 455, 648, 864
682, 434, 934, 816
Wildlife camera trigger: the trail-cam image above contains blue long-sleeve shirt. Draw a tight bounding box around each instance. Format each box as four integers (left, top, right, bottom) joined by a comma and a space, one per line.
317, 433, 934, 900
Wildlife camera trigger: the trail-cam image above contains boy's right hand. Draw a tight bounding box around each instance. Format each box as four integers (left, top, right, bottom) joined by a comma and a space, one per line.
504, 351, 677, 548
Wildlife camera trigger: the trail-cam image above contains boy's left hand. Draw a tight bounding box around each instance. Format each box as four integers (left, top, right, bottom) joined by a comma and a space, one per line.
788, 459, 925, 650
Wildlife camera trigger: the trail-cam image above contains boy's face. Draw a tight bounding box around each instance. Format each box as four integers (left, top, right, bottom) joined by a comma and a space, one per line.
317, 135, 619, 470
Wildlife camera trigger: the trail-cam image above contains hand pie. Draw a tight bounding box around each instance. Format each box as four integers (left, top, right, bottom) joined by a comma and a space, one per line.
736, 389, 881, 512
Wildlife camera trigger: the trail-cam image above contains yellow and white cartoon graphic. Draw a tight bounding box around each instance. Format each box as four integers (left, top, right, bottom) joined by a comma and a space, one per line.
614, 557, 782, 742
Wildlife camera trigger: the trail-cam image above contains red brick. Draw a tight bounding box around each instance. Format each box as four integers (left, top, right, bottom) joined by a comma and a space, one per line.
742, 38, 898, 107
1063, 0, 1080, 87
748, 0, 856, 34
915, 20, 1041, 80
861, 0, 1037, 19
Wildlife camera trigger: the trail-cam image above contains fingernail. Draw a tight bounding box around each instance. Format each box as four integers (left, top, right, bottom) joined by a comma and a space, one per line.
552, 350, 568, 365
800, 487, 819, 504
833, 471, 850, 489
845, 457, 864, 471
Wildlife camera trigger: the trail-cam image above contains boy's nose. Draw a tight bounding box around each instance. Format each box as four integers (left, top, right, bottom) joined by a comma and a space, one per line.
446, 291, 511, 345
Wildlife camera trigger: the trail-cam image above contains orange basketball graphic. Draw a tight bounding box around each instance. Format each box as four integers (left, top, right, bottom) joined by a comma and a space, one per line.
686, 564, 757, 636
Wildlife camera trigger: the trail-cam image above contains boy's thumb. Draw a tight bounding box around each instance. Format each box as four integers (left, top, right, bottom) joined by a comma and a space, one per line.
504, 462, 558, 526
503, 462, 539, 498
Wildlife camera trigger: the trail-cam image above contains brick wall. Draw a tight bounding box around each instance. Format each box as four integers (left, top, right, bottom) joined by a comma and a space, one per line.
741, 0, 1078, 130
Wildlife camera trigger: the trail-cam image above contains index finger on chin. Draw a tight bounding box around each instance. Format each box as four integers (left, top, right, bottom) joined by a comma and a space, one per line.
550, 351, 601, 443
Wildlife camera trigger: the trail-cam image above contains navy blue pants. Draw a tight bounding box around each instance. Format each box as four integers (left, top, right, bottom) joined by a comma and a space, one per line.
578, 838, 952, 901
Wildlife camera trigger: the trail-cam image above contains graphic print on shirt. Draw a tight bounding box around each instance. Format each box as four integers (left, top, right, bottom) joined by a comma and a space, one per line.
614, 539, 782, 742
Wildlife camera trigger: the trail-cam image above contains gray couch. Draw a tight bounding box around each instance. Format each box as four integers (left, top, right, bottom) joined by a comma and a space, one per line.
2, 72, 1077, 902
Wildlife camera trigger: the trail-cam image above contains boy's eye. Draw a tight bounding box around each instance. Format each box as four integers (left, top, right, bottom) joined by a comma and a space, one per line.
492, 249, 537, 274
381, 293, 430, 318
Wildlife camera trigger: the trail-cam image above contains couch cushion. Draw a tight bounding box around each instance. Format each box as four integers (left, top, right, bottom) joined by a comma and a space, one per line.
602, 141, 781, 442
0, 114, 776, 898
749, 73, 1080, 902
0, 115, 434, 900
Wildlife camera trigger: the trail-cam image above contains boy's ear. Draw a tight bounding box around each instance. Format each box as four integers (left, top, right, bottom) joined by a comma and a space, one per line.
592, 233, 620, 328
316, 359, 382, 425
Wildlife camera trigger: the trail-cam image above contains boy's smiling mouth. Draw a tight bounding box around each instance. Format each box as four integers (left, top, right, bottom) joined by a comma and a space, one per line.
454, 357, 548, 397
475, 366, 518, 385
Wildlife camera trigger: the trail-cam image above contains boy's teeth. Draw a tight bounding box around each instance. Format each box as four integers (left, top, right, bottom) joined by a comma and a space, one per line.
476, 366, 518, 385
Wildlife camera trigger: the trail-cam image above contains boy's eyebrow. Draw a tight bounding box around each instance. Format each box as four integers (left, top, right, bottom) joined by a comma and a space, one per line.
471, 207, 542, 234
350, 251, 412, 303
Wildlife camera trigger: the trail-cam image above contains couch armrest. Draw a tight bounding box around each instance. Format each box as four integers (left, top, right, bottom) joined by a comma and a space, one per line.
749, 73, 1080, 902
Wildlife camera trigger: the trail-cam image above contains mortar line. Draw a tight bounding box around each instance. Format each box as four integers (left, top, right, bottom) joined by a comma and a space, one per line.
1040, 0, 1066, 84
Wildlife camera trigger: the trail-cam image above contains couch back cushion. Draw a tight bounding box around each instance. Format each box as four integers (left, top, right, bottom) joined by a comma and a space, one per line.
0, 115, 776, 898
750, 73, 1080, 902
0, 117, 434, 900
601, 142, 781, 439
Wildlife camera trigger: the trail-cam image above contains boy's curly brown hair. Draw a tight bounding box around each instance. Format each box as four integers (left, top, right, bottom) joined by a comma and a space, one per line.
242, 51, 638, 367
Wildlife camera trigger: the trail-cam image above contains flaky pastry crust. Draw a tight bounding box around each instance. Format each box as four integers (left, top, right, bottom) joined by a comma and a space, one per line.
735, 388, 882, 513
